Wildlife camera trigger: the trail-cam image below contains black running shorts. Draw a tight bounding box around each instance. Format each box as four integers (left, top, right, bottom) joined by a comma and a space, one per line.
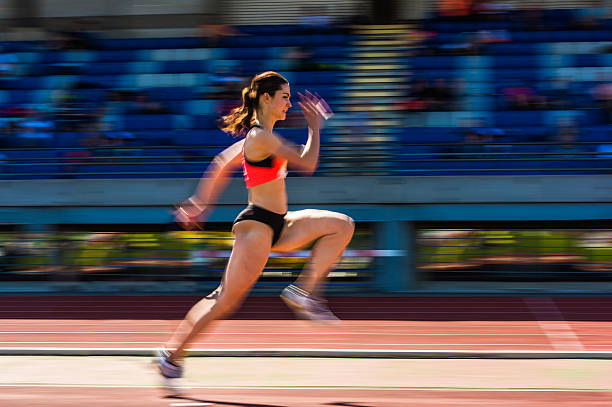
233, 204, 286, 245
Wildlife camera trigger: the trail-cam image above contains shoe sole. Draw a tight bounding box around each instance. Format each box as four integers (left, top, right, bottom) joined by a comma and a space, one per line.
159, 377, 186, 398
280, 294, 308, 317
150, 358, 186, 398
280, 294, 341, 325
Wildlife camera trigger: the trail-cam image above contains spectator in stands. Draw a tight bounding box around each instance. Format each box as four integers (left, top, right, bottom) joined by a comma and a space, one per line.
429, 78, 457, 111
398, 79, 428, 112
437, 0, 472, 18
501, 82, 545, 110
156, 72, 352, 393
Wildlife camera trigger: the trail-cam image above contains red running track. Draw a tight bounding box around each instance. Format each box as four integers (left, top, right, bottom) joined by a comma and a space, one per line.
0, 296, 611, 352
2, 387, 612, 407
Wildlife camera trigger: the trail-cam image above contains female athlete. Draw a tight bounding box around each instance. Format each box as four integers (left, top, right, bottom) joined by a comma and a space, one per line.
156, 71, 355, 385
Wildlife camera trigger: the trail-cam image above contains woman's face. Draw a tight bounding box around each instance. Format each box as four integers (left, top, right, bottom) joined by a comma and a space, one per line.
266, 83, 292, 121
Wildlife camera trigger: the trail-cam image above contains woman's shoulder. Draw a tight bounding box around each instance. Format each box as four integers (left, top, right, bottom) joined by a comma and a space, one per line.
245, 126, 281, 152
247, 126, 279, 142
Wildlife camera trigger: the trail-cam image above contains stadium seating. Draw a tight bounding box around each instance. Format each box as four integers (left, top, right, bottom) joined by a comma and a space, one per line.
0, 8, 610, 178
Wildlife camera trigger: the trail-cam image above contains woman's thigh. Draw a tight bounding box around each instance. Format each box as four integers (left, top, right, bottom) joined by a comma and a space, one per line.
220, 220, 273, 299
271, 209, 354, 253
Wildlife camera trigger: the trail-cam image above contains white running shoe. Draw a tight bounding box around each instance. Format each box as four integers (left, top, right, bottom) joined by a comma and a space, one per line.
153, 347, 185, 397
280, 284, 340, 324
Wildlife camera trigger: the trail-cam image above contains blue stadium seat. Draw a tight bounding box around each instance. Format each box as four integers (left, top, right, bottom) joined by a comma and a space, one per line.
493, 67, 540, 81
162, 61, 206, 74
172, 129, 228, 146
574, 54, 606, 67
95, 50, 139, 62
399, 127, 462, 143
82, 62, 129, 75
191, 115, 219, 130
409, 56, 460, 69
485, 43, 538, 55
493, 55, 539, 68
494, 111, 544, 127
1, 77, 43, 89
97, 37, 202, 50
147, 87, 195, 101
124, 115, 174, 130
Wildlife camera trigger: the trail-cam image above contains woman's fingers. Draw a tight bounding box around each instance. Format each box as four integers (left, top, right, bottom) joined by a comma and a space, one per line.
317, 97, 332, 114
297, 102, 316, 118
174, 205, 204, 230
300, 90, 332, 119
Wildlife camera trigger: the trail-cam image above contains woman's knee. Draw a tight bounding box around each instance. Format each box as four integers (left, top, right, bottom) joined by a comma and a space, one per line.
333, 213, 355, 239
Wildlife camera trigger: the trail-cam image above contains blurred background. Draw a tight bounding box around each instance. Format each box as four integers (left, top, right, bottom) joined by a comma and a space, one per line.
0, 0, 611, 295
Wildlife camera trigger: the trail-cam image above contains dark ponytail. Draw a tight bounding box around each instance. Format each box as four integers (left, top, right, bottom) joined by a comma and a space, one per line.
220, 71, 288, 137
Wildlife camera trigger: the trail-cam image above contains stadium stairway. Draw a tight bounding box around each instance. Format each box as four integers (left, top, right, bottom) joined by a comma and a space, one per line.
323, 25, 412, 175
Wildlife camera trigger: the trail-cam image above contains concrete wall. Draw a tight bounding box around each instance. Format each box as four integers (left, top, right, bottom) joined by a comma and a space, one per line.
2, 174, 610, 292
2, 174, 611, 213
39, 0, 206, 17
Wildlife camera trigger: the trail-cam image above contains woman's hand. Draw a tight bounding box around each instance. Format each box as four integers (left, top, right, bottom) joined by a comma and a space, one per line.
298, 91, 333, 130
174, 197, 207, 230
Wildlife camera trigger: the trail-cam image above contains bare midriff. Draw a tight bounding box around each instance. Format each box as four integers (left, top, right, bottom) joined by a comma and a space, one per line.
247, 177, 288, 214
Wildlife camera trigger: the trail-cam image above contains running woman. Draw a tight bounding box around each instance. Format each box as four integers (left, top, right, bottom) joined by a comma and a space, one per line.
156, 71, 354, 388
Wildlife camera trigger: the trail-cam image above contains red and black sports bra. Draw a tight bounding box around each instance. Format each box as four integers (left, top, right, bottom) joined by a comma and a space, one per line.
242, 125, 288, 188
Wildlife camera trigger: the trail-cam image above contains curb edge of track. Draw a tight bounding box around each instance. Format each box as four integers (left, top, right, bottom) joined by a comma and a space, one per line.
2, 348, 612, 359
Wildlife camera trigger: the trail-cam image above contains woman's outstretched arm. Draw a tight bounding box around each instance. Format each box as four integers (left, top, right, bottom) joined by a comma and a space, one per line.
175, 138, 244, 229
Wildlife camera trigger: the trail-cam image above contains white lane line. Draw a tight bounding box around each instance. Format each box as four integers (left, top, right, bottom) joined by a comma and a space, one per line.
524, 298, 584, 351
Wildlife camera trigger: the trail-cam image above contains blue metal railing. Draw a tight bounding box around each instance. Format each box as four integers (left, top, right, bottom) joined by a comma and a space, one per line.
1, 142, 611, 178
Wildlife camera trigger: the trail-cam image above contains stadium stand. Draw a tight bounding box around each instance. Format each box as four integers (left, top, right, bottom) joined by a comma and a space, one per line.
0, 7, 610, 179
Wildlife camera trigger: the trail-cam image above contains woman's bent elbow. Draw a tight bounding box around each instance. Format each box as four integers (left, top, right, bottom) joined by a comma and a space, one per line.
302, 163, 318, 175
